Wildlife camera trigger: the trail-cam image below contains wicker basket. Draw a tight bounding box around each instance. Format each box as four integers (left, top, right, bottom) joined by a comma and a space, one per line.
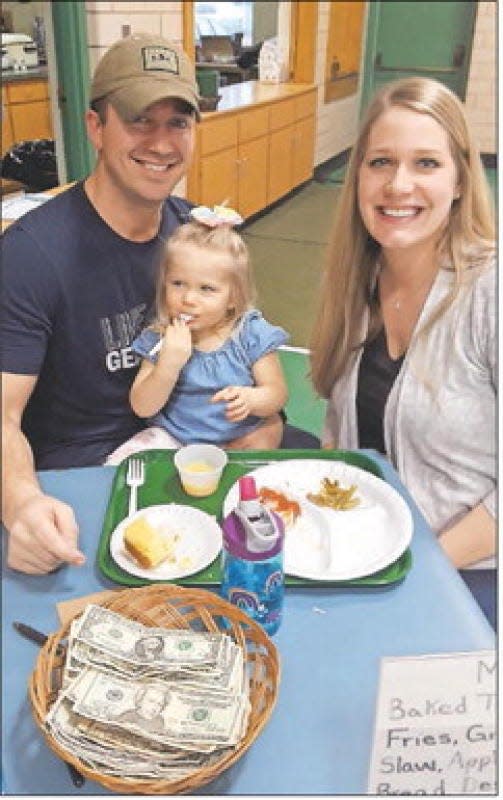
29, 584, 280, 794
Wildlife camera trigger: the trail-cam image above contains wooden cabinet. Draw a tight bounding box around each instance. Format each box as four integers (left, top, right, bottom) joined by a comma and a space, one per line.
292, 91, 317, 186
237, 106, 269, 218
292, 115, 316, 186
268, 90, 317, 205
199, 114, 237, 157
199, 145, 239, 209
1, 78, 53, 156
198, 115, 238, 208
194, 105, 270, 218
238, 135, 268, 219
188, 83, 317, 220
268, 125, 294, 205
1, 86, 15, 155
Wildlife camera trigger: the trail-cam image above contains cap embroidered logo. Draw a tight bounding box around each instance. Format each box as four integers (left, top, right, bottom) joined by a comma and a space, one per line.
142, 46, 179, 74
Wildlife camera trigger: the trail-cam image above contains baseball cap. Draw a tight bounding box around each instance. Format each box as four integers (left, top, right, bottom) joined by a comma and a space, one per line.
90, 33, 201, 121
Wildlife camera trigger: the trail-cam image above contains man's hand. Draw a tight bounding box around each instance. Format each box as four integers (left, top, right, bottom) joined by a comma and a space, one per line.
6, 494, 85, 575
211, 385, 255, 422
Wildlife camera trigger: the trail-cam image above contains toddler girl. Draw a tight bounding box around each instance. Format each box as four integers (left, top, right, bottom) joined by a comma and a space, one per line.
106, 207, 288, 463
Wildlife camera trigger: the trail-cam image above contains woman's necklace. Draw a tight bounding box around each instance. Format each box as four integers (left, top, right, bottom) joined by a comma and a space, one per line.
382, 274, 437, 314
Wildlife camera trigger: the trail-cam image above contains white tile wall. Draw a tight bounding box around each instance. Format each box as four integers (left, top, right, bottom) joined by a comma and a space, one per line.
86, 12, 163, 46
464, 2, 496, 154
160, 14, 183, 43
315, 97, 361, 166
85, 2, 114, 11
86, 2, 180, 11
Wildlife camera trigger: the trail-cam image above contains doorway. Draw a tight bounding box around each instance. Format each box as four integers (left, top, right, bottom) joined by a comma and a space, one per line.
1, 1, 56, 193
361, 0, 477, 110
1, 1, 92, 192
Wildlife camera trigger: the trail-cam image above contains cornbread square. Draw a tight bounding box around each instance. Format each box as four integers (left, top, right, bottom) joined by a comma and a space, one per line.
124, 517, 174, 569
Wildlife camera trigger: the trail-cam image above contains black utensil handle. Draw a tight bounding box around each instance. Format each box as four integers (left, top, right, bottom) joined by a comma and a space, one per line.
65, 762, 85, 787
13, 620, 66, 656
13, 621, 48, 647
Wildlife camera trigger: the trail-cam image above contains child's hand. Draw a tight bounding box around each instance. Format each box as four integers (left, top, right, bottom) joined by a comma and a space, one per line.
158, 318, 192, 371
211, 385, 254, 422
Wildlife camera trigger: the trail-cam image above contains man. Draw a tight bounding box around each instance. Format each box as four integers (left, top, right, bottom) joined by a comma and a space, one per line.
2, 34, 200, 574
2, 33, 317, 577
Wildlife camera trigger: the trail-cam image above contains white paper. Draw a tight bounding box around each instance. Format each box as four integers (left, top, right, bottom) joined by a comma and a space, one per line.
2, 192, 50, 220
368, 651, 497, 795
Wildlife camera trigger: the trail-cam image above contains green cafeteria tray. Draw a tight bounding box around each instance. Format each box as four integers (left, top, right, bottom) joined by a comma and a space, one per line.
97, 448, 412, 588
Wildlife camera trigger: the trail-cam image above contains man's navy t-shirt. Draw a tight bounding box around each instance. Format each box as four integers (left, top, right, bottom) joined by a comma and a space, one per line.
1, 182, 191, 469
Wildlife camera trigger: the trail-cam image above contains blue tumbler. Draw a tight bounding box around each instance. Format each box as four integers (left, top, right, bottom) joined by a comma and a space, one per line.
221, 476, 284, 636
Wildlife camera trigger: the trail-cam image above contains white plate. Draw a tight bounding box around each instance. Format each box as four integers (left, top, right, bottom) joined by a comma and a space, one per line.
110, 504, 223, 581
222, 460, 413, 581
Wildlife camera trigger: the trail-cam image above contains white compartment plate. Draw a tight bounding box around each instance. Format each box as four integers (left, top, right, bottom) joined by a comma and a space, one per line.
223, 460, 413, 581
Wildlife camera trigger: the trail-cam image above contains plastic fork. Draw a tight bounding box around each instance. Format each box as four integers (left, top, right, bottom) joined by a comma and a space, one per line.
126, 457, 145, 516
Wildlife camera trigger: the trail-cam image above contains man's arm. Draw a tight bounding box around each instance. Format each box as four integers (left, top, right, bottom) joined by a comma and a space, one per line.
2, 373, 85, 574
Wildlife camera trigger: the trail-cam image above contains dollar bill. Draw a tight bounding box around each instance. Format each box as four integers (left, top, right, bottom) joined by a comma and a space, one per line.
75, 604, 226, 667
70, 667, 248, 748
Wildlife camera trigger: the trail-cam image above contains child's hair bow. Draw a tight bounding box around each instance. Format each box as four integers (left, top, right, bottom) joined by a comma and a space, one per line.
190, 205, 243, 228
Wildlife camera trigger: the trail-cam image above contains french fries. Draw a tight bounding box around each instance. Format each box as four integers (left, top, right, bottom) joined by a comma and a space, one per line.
307, 477, 360, 511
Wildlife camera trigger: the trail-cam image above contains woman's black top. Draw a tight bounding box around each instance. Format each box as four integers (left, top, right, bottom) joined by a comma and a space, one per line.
356, 328, 405, 454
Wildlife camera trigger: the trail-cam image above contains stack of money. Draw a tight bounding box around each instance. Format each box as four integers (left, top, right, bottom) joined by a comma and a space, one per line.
45, 604, 250, 780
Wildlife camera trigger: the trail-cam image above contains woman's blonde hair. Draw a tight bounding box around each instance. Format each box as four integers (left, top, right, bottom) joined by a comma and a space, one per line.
155, 220, 256, 327
310, 77, 495, 398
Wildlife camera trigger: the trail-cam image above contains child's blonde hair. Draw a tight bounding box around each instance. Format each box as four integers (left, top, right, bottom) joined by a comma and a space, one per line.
155, 221, 256, 327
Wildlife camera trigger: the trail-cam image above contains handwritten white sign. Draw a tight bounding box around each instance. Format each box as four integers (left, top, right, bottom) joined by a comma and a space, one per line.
368, 650, 496, 795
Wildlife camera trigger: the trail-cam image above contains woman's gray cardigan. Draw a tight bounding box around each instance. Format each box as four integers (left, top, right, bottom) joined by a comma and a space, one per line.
322, 261, 496, 568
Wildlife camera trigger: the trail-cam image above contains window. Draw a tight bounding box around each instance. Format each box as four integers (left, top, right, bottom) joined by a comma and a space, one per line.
195, 2, 253, 46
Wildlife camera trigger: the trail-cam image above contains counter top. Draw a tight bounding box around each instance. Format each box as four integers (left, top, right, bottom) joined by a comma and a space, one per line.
1, 65, 48, 83
2, 183, 72, 233
203, 79, 316, 117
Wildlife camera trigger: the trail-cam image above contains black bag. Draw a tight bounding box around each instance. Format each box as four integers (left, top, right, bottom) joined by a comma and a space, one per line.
1, 139, 58, 191
237, 42, 262, 69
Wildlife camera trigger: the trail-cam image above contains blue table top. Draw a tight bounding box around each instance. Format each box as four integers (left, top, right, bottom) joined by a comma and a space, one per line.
1, 452, 494, 795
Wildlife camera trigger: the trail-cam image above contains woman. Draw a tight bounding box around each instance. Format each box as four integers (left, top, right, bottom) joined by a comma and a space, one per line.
310, 78, 496, 625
